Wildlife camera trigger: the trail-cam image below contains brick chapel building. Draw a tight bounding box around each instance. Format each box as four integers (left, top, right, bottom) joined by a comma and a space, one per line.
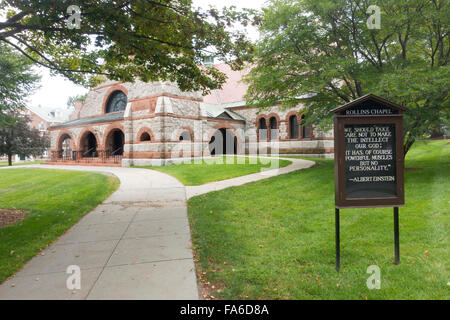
48, 64, 333, 166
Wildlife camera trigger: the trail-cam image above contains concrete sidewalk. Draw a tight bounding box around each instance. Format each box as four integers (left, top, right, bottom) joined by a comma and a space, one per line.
185, 157, 315, 199
0, 165, 198, 300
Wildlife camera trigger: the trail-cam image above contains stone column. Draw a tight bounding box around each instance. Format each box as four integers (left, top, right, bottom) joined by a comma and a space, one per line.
122, 102, 133, 167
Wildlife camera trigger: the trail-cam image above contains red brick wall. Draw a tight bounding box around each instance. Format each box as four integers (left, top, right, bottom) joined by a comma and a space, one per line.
28, 111, 49, 135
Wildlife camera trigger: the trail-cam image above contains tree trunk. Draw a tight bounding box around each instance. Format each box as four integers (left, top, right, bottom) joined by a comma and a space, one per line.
8, 153, 12, 166
403, 138, 415, 159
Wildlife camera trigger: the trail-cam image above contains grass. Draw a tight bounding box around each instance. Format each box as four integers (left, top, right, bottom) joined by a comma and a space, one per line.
137, 156, 292, 186
0, 160, 44, 167
0, 169, 119, 283
188, 140, 449, 299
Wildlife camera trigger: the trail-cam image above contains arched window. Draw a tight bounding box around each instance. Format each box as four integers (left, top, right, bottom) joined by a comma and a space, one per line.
301, 114, 311, 138
258, 117, 267, 141
106, 91, 127, 113
179, 131, 192, 141
289, 115, 299, 139
269, 117, 278, 141
140, 132, 151, 141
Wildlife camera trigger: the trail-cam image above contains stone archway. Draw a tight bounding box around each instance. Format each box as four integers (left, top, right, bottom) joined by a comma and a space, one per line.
209, 128, 237, 155
80, 131, 98, 157
105, 129, 124, 156
57, 133, 73, 159
61, 136, 72, 158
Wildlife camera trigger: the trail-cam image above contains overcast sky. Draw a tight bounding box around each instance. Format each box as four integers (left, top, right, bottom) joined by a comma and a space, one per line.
29, 0, 266, 111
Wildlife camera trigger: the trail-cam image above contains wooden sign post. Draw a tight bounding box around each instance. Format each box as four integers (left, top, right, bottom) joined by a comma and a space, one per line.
332, 94, 407, 271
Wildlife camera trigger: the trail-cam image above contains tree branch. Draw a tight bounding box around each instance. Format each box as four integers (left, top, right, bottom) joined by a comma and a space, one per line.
1, 37, 113, 77
4, 10, 31, 24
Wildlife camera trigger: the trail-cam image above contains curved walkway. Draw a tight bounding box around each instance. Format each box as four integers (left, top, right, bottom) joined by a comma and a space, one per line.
0, 165, 196, 300
185, 157, 315, 199
0, 157, 314, 300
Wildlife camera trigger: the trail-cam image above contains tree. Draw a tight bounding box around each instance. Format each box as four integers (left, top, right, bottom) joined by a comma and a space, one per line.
0, 43, 43, 165
0, 1, 256, 93
244, 0, 449, 155
0, 43, 40, 114
0, 114, 50, 166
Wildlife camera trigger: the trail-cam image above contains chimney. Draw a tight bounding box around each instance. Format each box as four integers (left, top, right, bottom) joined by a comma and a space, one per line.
74, 101, 83, 111
69, 101, 84, 120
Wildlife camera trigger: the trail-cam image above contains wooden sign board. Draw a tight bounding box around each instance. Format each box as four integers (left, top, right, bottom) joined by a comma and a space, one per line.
332, 94, 407, 209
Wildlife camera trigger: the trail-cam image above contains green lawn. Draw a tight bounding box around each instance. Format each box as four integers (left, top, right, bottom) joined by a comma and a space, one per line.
137, 156, 292, 186
0, 160, 44, 167
188, 140, 449, 299
0, 169, 119, 283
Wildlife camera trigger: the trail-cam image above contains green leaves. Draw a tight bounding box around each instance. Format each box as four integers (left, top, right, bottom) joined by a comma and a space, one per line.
245, 0, 449, 151
0, 1, 256, 93
0, 43, 40, 113
0, 113, 50, 165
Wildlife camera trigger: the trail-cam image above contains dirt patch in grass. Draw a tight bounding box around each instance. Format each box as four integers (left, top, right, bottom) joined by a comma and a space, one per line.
0, 209, 27, 227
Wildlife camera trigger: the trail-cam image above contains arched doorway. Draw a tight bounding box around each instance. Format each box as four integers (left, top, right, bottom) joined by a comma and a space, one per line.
105, 129, 124, 156
81, 132, 98, 157
209, 128, 237, 155
56, 133, 73, 160
61, 136, 72, 158
58, 134, 72, 157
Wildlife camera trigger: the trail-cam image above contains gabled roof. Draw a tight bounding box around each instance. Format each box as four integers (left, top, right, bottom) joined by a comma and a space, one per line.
201, 103, 246, 121
331, 94, 408, 114
26, 105, 73, 123
217, 112, 234, 120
